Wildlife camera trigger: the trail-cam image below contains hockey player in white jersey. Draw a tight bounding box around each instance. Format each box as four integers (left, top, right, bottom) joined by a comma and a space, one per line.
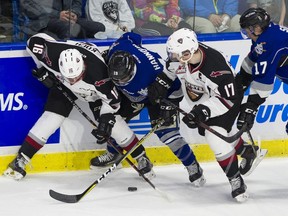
3, 33, 154, 180
158, 28, 264, 202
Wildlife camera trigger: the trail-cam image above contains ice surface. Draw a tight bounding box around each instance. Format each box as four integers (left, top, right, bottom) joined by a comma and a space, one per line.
1, 158, 288, 216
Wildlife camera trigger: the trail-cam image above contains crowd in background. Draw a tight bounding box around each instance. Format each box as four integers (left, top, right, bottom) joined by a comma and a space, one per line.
0, 0, 288, 43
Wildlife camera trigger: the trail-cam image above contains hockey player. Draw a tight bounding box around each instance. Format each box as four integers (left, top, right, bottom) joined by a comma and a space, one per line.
159, 28, 260, 202
3, 33, 154, 180
236, 8, 288, 135
90, 32, 206, 187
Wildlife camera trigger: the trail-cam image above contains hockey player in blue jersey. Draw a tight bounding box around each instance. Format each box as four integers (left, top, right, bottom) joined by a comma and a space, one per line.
236, 8, 288, 134
90, 32, 206, 187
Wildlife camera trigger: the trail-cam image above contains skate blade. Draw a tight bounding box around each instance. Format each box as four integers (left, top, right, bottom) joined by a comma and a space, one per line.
243, 149, 268, 177
141, 169, 156, 180
3, 168, 24, 181
192, 175, 206, 187
235, 192, 249, 203
90, 163, 122, 170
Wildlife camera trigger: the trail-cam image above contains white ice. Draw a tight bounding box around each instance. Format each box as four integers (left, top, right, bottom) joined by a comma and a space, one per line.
1, 158, 288, 216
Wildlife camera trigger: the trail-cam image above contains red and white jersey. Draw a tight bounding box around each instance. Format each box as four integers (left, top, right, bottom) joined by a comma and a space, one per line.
168, 43, 240, 122
26, 33, 120, 115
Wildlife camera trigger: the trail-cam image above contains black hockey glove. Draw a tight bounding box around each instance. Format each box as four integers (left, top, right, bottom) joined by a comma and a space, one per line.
91, 113, 116, 144
147, 73, 173, 105
237, 102, 258, 130
32, 67, 56, 88
182, 104, 211, 129
159, 101, 177, 126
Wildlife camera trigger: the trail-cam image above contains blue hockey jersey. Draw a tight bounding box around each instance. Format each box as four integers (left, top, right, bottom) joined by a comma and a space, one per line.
108, 32, 182, 103
242, 22, 288, 98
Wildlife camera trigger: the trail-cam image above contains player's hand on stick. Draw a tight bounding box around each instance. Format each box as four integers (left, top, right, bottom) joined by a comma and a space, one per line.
182, 104, 210, 128
92, 113, 116, 144
147, 73, 173, 105
159, 101, 177, 126
237, 102, 258, 130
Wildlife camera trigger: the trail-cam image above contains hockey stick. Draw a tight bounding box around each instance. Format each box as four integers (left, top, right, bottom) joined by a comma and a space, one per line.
49, 83, 166, 203
246, 130, 257, 155
161, 98, 247, 143
49, 118, 164, 203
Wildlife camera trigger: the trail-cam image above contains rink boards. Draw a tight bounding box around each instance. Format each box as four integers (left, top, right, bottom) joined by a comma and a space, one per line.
0, 34, 288, 173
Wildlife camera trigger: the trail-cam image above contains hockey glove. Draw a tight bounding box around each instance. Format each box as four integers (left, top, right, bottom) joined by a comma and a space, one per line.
32, 67, 56, 88
148, 73, 173, 105
182, 104, 211, 129
92, 113, 116, 144
237, 102, 258, 130
286, 122, 288, 134
159, 101, 177, 126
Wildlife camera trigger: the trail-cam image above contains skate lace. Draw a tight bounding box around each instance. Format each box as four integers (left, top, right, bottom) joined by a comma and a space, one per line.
98, 152, 114, 163
230, 177, 241, 191
186, 162, 199, 176
16, 153, 31, 170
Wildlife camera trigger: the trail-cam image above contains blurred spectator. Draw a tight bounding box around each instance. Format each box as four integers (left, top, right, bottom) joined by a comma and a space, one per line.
284, 0, 288, 26
131, 0, 191, 36
85, 0, 135, 39
0, 0, 12, 40
239, 1, 249, 14
248, 0, 286, 26
179, 0, 241, 33
20, 0, 104, 39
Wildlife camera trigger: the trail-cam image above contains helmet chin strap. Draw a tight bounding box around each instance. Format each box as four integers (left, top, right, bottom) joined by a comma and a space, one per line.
179, 52, 194, 64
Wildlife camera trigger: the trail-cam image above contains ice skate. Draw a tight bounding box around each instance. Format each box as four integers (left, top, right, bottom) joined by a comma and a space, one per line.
229, 175, 248, 202
136, 154, 156, 180
3, 153, 30, 180
90, 151, 121, 168
240, 144, 268, 176
186, 161, 206, 187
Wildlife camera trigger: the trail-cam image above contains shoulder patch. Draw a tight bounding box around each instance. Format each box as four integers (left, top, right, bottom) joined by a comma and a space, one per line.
210, 70, 230, 78
94, 78, 110, 87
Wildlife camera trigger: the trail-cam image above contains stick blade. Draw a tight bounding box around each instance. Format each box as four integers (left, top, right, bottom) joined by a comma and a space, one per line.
49, 189, 82, 203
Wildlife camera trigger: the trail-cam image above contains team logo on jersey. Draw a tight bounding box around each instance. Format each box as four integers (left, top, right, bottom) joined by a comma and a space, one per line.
94, 78, 110, 86
254, 42, 266, 55
176, 65, 186, 74
43, 44, 52, 67
210, 70, 230, 78
102, 1, 119, 23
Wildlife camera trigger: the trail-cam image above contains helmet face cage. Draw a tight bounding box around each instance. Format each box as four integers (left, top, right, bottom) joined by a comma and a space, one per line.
166, 28, 199, 63
240, 7, 270, 30
58, 49, 84, 84
108, 51, 136, 86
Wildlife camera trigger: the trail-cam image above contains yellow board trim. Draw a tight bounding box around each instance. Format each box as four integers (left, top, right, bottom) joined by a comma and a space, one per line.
1, 139, 288, 174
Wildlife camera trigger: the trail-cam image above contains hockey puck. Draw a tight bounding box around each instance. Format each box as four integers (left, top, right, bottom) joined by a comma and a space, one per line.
128, 187, 137, 192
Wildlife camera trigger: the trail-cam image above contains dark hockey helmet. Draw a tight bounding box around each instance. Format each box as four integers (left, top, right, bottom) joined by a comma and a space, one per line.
108, 50, 136, 86
240, 7, 270, 30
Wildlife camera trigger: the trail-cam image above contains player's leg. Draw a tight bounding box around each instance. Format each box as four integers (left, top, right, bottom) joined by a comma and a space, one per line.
149, 102, 206, 187
206, 126, 248, 202
90, 98, 145, 167
233, 131, 267, 176
3, 87, 73, 180
111, 115, 155, 179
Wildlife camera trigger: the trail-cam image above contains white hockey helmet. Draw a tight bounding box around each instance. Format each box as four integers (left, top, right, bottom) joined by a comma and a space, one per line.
58, 49, 84, 84
166, 28, 199, 62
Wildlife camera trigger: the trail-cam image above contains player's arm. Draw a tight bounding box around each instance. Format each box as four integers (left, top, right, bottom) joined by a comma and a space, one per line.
147, 59, 179, 104
235, 56, 254, 93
